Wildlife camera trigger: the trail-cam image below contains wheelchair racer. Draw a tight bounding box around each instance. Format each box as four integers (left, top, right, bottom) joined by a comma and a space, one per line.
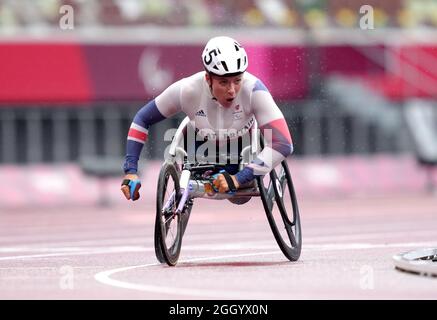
121, 36, 293, 200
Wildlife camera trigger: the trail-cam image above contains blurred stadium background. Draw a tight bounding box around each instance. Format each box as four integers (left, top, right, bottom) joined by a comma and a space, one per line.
1, 0, 437, 208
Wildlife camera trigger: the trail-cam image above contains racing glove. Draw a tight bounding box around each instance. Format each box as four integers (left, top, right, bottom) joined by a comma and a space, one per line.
213, 171, 240, 193
121, 174, 141, 201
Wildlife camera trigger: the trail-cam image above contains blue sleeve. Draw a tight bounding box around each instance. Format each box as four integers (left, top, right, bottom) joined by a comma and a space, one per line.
123, 99, 166, 174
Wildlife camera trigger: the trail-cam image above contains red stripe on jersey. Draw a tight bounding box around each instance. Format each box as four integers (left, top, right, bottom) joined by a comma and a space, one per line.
262, 118, 292, 143
128, 128, 148, 142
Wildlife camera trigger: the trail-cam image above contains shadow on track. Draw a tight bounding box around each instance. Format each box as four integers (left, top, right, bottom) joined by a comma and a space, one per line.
175, 261, 296, 268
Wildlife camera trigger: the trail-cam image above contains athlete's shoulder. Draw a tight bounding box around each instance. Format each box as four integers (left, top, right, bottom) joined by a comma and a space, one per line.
242, 72, 270, 93
178, 71, 205, 95
175, 71, 205, 109
178, 71, 204, 87
156, 72, 204, 113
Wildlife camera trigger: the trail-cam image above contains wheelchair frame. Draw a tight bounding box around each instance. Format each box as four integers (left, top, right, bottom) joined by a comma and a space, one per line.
154, 117, 302, 266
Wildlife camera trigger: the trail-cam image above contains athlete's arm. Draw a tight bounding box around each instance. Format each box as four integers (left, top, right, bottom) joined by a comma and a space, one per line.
234, 80, 293, 185
121, 81, 183, 201
123, 81, 182, 174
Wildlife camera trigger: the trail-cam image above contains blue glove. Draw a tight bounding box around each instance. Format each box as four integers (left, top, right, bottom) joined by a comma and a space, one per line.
212, 170, 237, 194
121, 177, 141, 201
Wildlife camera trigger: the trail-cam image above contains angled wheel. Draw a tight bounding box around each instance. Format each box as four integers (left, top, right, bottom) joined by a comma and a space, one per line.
258, 160, 302, 261
154, 162, 184, 266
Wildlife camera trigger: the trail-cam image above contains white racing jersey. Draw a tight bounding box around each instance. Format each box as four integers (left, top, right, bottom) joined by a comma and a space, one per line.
124, 71, 293, 185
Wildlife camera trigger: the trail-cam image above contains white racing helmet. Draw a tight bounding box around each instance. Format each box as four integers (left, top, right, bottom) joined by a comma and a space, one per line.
202, 36, 248, 76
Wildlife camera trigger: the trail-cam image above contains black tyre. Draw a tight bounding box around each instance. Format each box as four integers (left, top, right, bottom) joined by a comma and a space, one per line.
154, 162, 183, 266
258, 160, 302, 261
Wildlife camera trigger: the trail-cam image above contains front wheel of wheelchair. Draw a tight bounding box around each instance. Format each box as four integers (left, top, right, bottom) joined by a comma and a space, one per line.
155, 162, 184, 266
258, 160, 302, 261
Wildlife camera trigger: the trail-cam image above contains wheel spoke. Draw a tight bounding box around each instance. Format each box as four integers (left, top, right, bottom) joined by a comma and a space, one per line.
162, 191, 175, 212
266, 178, 275, 212
163, 214, 174, 225
259, 160, 301, 261
155, 163, 183, 266
166, 227, 176, 246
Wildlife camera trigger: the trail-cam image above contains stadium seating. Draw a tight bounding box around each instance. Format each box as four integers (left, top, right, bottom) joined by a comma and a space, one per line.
1, 0, 437, 29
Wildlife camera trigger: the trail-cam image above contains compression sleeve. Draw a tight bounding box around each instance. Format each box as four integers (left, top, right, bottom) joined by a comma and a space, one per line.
123, 80, 183, 174
235, 80, 293, 185
123, 99, 166, 174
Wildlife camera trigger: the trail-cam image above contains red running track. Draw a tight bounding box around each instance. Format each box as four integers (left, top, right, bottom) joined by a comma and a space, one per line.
1, 192, 437, 300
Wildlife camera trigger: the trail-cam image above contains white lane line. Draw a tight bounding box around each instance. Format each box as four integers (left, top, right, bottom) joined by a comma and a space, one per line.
0, 247, 95, 253
305, 242, 437, 251
0, 237, 152, 249
0, 242, 277, 261
94, 250, 284, 299
2, 224, 436, 251
1, 240, 437, 297
0, 266, 105, 270
0, 246, 149, 261
1, 224, 435, 249
94, 241, 437, 298
1, 240, 437, 261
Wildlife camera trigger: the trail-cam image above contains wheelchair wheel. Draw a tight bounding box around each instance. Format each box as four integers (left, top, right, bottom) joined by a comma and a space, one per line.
154, 162, 184, 266
258, 160, 302, 261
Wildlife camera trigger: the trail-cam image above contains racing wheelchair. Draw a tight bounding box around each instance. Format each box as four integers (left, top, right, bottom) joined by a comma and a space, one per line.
154, 117, 302, 266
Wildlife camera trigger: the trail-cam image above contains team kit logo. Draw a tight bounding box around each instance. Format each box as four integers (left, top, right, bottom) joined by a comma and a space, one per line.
162, 117, 274, 165
195, 109, 207, 117
196, 105, 243, 120
233, 104, 242, 120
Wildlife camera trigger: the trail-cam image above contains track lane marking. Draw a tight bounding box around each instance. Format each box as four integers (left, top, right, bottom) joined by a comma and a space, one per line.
1, 228, 436, 248
94, 250, 284, 299
2, 241, 437, 298
93, 241, 437, 298
1, 241, 437, 261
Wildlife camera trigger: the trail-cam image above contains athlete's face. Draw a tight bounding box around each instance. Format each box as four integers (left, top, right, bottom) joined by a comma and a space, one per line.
206, 73, 243, 108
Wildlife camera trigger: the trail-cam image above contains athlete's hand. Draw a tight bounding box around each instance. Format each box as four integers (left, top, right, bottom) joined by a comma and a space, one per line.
121, 174, 141, 201
213, 174, 240, 193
